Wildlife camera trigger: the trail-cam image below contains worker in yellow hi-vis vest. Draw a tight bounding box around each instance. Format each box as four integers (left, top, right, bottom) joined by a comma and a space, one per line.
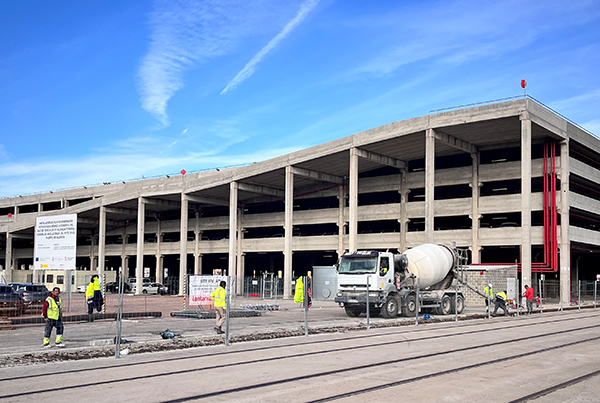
42, 287, 64, 348
210, 281, 227, 334
483, 283, 493, 312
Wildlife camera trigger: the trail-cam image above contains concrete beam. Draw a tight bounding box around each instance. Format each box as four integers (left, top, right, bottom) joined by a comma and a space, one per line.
289, 166, 345, 184
77, 217, 122, 227
185, 194, 230, 207
9, 233, 34, 240
104, 206, 156, 218
354, 148, 406, 169
141, 198, 181, 208
238, 182, 285, 198
434, 131, 478, 154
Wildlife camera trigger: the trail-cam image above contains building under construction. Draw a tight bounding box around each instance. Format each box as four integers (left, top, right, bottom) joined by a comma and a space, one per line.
1, 97, 599, 303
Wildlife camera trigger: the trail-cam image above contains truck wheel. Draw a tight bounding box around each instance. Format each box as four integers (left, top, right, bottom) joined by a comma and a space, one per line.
381, 295, 400, 318
437, 295, 452, 315
453, 295, 465, 314
344, 306, 361, 317
401, 294, 417, 317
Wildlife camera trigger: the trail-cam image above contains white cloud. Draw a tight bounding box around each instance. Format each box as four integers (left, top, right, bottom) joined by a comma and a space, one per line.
549, 88, 600, 113
0, 145, 304, 198
346, 1, 596, 80
221, 0, 320, 94
137, 0, 298, 125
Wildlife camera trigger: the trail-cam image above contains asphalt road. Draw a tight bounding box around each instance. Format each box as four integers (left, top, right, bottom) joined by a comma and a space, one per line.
0, 308, 599, 402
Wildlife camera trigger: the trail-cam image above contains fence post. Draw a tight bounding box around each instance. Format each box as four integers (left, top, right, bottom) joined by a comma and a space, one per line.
455, 276, 458, 322
366, 276, 370, 330
183, 274, 187, 311
538, 278, 543, 314
225, 275, 231, 346
102, 273, 106, 314
115, 272, 124, 358
516, 279, 520, 317
304, 276, 309, 337
578, 280, 581, 310
415, 278, 420, 326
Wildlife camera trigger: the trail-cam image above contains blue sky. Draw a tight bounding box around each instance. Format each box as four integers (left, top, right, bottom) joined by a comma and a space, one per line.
1, 0, 599, 198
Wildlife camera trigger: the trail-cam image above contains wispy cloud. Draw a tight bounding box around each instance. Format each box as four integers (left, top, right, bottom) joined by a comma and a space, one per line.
0, 145, 304, 198
344, 1, 596, 81
221, 0, 320, 94
137, 0, 299, 126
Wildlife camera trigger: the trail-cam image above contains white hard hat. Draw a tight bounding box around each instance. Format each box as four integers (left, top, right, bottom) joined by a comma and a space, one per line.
488, 283, 492, 287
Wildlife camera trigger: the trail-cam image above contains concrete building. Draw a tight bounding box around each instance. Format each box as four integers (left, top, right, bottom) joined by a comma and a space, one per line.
1, 97, 599, 303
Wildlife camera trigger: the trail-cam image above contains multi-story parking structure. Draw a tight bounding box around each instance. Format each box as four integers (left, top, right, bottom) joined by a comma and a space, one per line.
1, 97, 599, 303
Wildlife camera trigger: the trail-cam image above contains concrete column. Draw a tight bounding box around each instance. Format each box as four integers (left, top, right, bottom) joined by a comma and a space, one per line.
179, 195, 189, 296
470, 152, 481, 263
155, 218, 162, 281
157, 255, 164, 284
236, 207, 244, 295
349, 148, 359, 252
425, 128, 435, 242
5, 232, 12, 283
337, 185, 346, 258
194, 212, 200, 275
399, 169, 409, 252
38, 203, 42, 212
135, 197, 145, 295
121, 255, 128, 279
520, 114, 532, 292
121, 227, 127, 278
228, 182, 238, 279
196, 254, 203, 275
98, 205, 106, 280
90, 236, 96, 272
559, 140, 570, 305
284, 166, 294, 299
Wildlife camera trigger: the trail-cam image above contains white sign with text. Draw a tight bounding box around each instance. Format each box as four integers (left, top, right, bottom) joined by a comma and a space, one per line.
189, 275, 226, 305
34, 214, 77, 270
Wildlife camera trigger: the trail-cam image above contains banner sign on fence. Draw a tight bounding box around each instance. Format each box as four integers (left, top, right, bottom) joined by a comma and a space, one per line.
189, 275, 226, 305
34, 214, 77, 270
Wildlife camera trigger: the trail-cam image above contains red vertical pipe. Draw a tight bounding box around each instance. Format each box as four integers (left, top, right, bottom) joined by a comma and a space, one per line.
543, 143, 549, 267
553, 142, 558, 272
550, 142, 558, 271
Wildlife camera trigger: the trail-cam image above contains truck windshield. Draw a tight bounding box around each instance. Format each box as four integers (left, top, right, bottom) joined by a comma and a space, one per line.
338, 257, 377, 274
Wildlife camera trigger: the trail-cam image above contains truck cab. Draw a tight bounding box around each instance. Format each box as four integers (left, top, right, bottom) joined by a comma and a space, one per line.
334, 250, 412, 318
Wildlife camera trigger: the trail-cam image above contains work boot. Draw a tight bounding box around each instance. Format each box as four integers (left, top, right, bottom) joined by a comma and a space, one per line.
55, 342, 65, 348
43, 343, 51, 348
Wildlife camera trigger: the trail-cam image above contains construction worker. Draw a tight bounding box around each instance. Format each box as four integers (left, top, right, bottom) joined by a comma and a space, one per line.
492, 290, 509, 316
210, 280, 227, 334
523, 284, 534, 314
42, 287, 64, 348
85, 275, 102, 321
483, 283, 493, 312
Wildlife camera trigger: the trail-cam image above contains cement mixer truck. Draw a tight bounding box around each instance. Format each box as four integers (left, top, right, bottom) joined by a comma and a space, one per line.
334, 244, 464, 318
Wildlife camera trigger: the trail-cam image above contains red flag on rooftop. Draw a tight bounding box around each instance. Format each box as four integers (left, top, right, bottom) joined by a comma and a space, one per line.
521, 79, 527, 89
180, 169, 187, 175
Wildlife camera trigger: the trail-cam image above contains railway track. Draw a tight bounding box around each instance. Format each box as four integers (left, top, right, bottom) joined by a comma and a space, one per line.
1, 310, 598, 402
